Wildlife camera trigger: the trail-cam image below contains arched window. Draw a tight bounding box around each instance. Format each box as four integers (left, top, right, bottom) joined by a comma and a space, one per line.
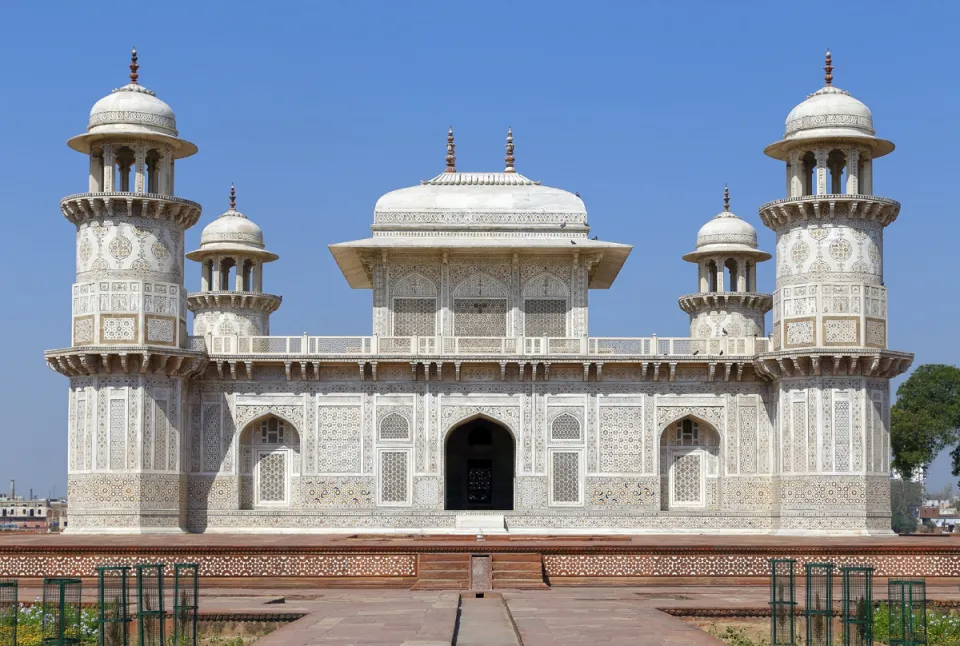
219, 257, 235, 291
392, 273, 437, 337
551, 414, 581, 441
242, 259, 254, 292
827, 149, 846, 194
725, 259, 739, 292
204, 260, 214, 292
145, 149, 162, 193
258, 417, 286, 445
707, 260, 719, 293
674, 418, 702, 446
523, 274, 568, 337
379, 413, 410, 441
802, 151, 817, 195
115, 146, 136, 192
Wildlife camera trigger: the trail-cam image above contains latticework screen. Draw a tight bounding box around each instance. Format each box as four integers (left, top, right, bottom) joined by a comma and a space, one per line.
769, 559, 796, 646
840, 567, 873, 646
136, 564, 165, 646
174, 563, 200, 646
888, 579, 927, 646
41, 577, 82, 645
98, 565, 131, 646
0, 579, 16, 646
804, 563, 834, 646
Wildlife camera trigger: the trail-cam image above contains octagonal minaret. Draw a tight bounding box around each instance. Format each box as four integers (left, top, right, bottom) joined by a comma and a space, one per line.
45, 50, 206, 533
756, 52, 913, 535
186, 185, 281, 351
679, 186, 772, 338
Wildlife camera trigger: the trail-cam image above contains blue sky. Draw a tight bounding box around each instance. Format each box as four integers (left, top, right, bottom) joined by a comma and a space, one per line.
1, 1, 957, 498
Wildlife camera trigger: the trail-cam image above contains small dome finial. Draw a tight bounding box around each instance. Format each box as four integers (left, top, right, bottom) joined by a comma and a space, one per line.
129, 47, 139, 85
824, 49, 833, 86
723, 184, 730, 212
445, 127, 456, 173
229, 183, 236, 210
504, 127, 515, 173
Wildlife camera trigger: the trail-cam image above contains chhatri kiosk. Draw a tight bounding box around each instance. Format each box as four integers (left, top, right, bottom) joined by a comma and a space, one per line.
47, 51, 911, 535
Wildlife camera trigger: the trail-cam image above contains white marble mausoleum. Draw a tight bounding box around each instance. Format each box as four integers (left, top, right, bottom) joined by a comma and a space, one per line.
46, 51, 912, 534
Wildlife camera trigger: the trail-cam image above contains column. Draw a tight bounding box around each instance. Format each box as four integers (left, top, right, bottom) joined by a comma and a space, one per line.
717, 257, 726, 293
861, 155, 873, 195
200, 261, 209, 292
815, 147, 828, 195
788, 150, 803, 197
845, 148, 860, 194
134, 142, 146, 193
212, 256, 221, 292
102, 144, 115, 192
699, 260, 708, 293
736, 258, 746, 292
158, 149, 172, 196
89, 153, 104, 192
253, 261, 263, 293
235, 257, 243, 291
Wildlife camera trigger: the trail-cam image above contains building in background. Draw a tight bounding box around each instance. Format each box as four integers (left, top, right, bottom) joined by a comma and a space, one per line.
45, 51, 912, 535
0, 481, 67, 532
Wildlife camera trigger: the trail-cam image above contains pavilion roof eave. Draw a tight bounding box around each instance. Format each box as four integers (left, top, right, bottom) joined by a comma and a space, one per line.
327, 237, 632, 289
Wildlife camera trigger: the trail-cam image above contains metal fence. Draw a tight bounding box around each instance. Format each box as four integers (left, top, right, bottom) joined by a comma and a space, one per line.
42, 577, 82, 645
840, 566, 873, 646
135, 564, 165, 646
97, 565, 131, 646
804, 563, 834, 646
0, 580, 16, 646
770, 558, 797, 645
888, 579, 927, 646
173, 563, 200, 646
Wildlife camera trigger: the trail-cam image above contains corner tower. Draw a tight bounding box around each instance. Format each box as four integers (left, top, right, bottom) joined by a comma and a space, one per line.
756, 52, 913, 534
186, 185, 281, 351
679, 186, 772, 338
45, 50, 206, 533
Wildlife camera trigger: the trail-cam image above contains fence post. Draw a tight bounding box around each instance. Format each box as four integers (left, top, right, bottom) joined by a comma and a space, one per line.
840, 566, 873, 646
0, 579, 16, 646
769, 558, 797, 645
888, 579, 927, 646
804, 562, 834, 646
136, 563, 165, 646
173, 563, 200, 646
97, 565, 131, 646
42, 577, 82, 645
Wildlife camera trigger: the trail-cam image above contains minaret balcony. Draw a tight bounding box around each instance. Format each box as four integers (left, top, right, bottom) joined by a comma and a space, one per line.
678, 292, 773, 315
59, 192, 202, 228
187, 291, 282, 314
758, 194, 900, 230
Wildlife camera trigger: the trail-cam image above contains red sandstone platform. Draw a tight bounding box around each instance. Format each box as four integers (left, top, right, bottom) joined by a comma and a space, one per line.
1, 534, 958, 587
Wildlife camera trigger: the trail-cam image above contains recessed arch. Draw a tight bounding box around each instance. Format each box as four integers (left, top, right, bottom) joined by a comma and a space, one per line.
658, 415, 721, 512
392, 272, 438, 337
238, 413, 301, 510
444, 415, 515, 511
522, 273, 569, 337
453, 273, 508, 337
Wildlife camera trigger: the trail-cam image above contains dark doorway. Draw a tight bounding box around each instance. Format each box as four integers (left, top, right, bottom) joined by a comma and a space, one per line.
445, 418, 515, 510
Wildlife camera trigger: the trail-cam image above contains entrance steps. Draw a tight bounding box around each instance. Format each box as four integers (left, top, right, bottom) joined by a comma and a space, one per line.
412, 553, 471, 590
455, 513, 507, 532
492, 553, 549, 589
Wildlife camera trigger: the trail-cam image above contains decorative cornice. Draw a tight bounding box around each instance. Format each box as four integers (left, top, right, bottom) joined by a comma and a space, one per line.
758, 194, 900, 231
60, 192, 202, 229
754, 348, 913, 381
44, 346, 207, 378
677, 292, 773, 315
187, 292, 282, 314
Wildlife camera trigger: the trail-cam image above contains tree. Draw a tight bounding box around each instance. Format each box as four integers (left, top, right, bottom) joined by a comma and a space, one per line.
890, 364, 960, 483
890, 479, 922, 534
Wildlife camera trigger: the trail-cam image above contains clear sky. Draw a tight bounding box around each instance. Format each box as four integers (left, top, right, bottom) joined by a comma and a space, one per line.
1, 1, 957, 499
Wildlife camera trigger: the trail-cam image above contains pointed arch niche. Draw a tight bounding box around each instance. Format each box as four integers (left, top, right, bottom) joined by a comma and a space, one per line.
391, 273, 438, 337
238, 414, 301, 510
658, 416, 720, 511
522, 274, 569, 337
453, 273, 508, 337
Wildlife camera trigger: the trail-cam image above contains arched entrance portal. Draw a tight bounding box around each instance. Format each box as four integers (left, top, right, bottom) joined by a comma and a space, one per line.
445, 418, 515, 511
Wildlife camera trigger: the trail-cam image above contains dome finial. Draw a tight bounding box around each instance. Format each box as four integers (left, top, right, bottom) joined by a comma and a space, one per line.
723, 184, 730, 212
445, 127, 456, 173
504, 127, 515, 173
129, 47, 139, 85
824, 49, 833, 86
229, 183, 236, 210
